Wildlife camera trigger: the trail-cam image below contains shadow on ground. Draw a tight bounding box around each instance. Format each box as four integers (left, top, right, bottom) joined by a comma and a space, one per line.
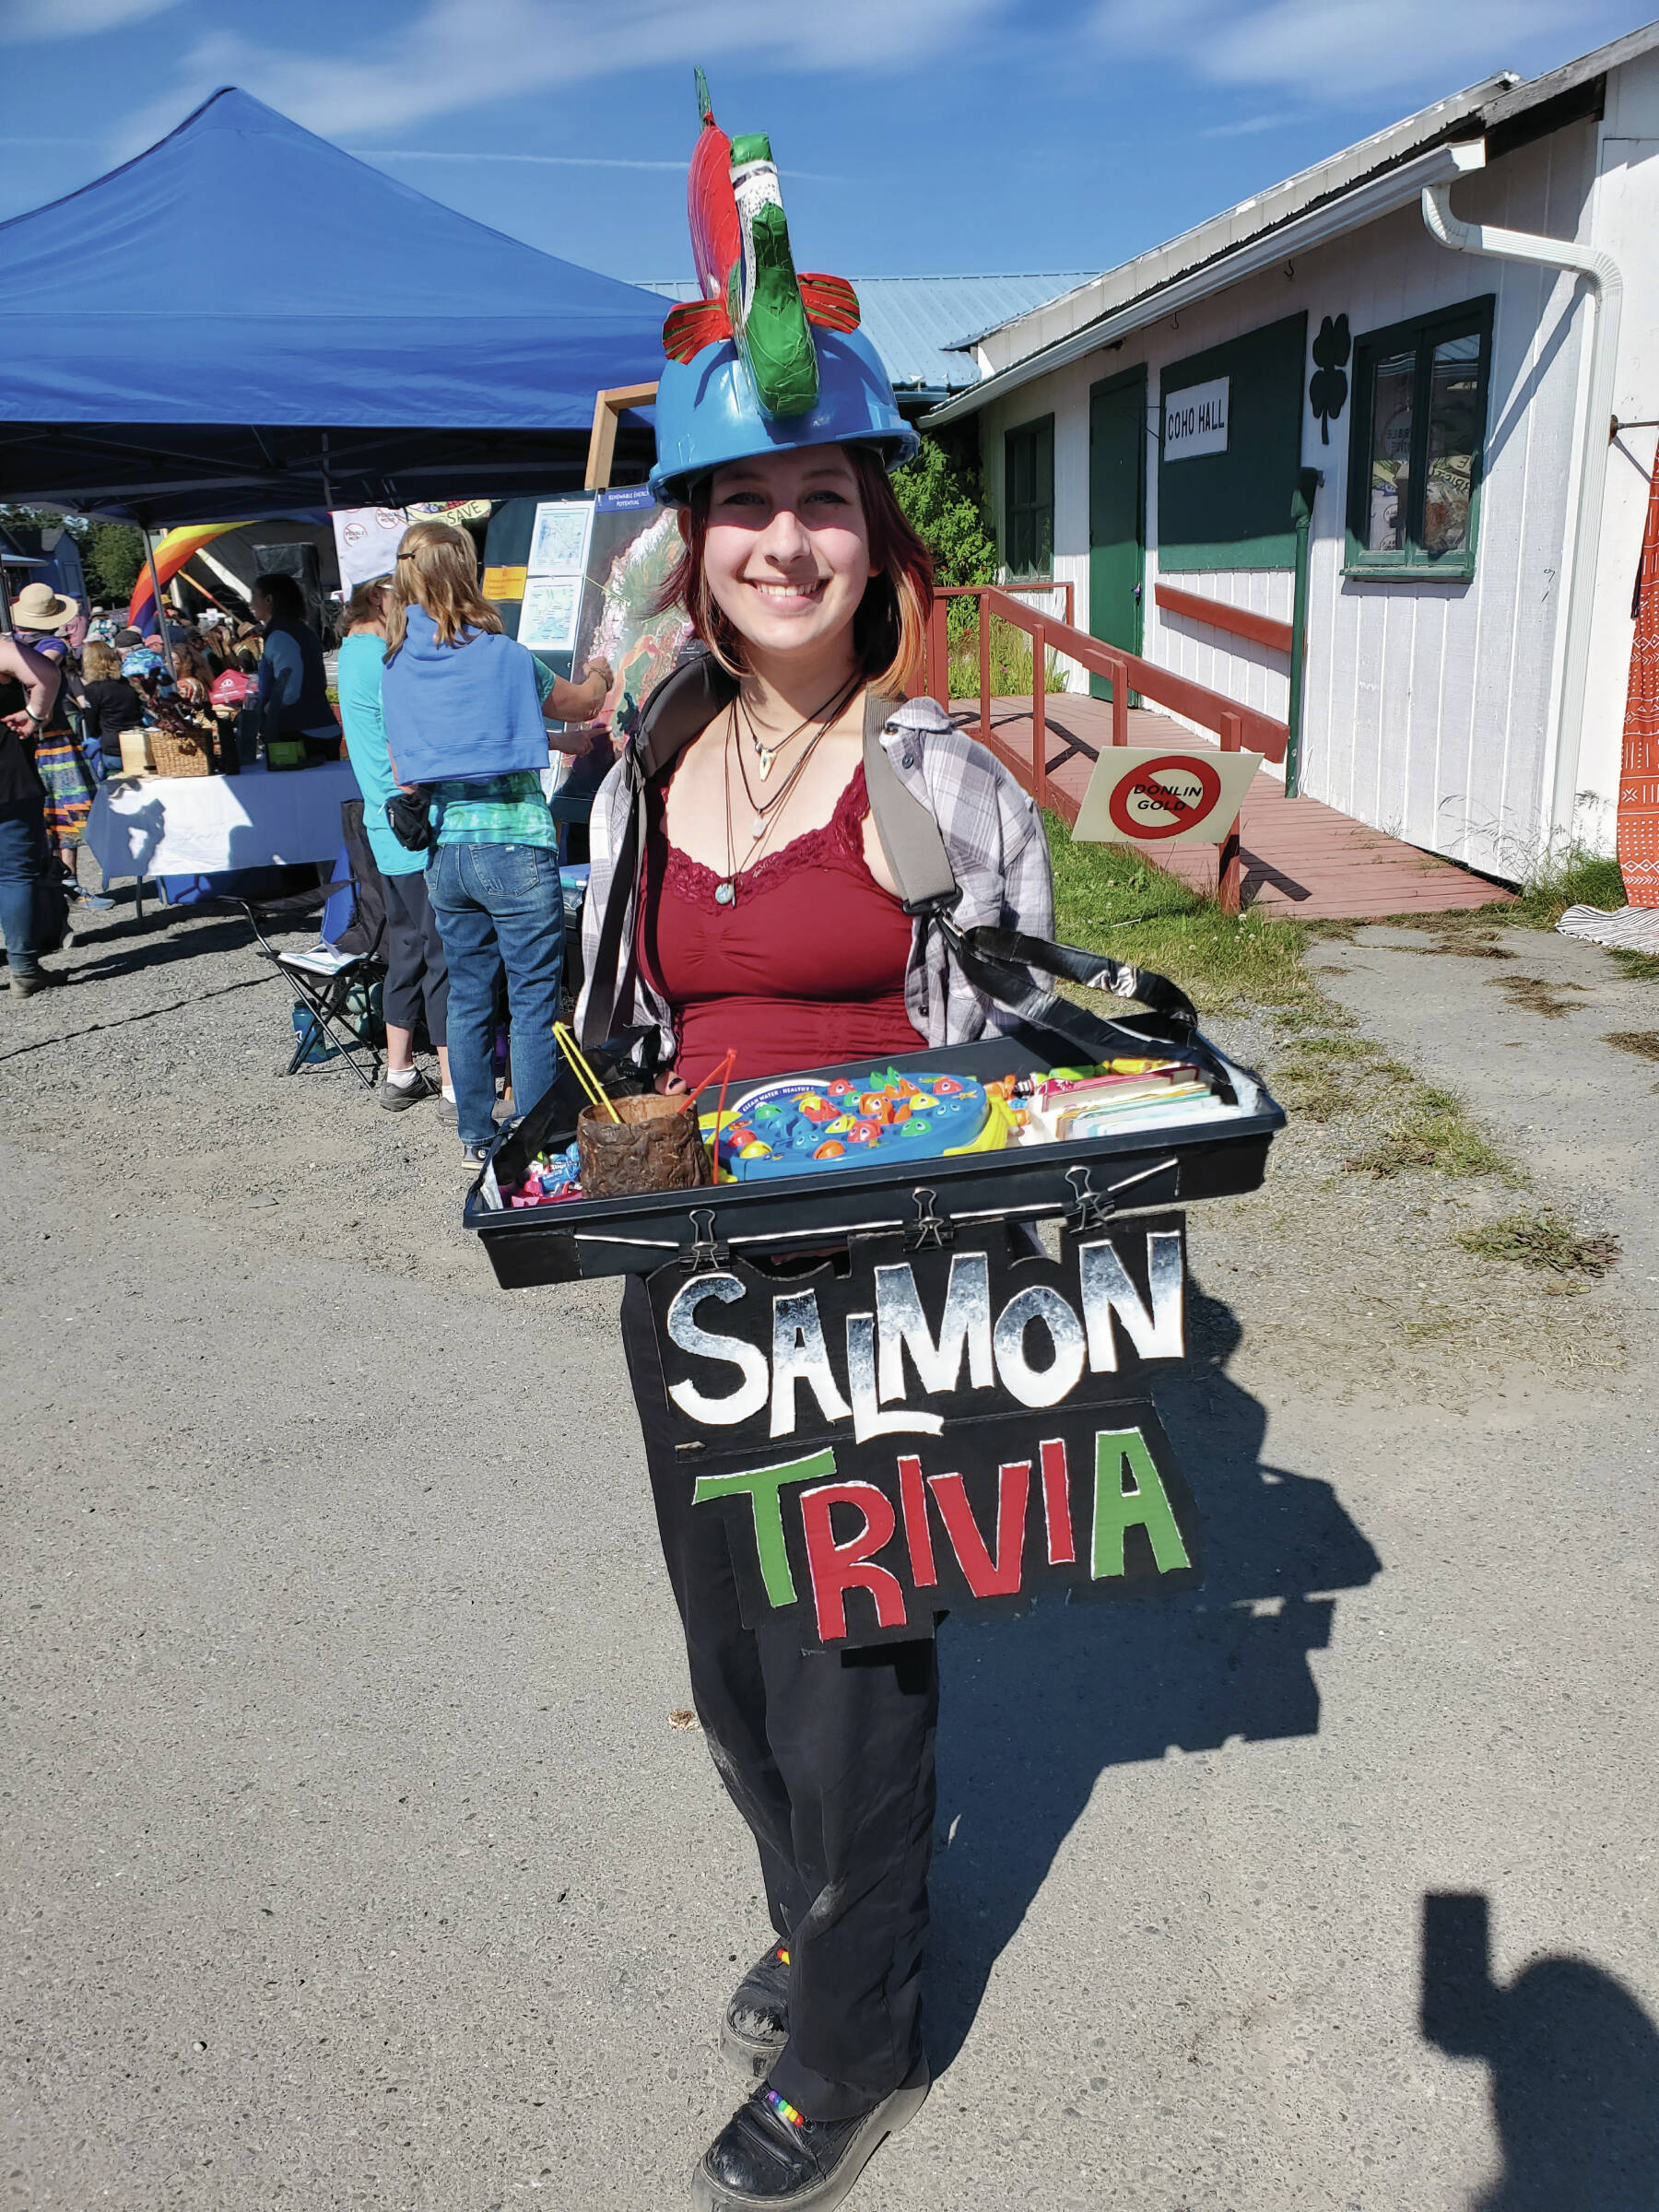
928, 1276, 1381, 2066
1422, 1890, 1659, 2210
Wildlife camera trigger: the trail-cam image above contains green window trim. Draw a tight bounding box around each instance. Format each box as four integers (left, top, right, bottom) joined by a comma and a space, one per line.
1004, 412, 1054, 580
1344, 294, 1495, 582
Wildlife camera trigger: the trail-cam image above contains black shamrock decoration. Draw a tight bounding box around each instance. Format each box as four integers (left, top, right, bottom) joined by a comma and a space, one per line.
1309, 313, 1350, 444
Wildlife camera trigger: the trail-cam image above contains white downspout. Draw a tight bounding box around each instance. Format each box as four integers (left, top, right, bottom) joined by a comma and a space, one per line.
1422, 139, 1622, 853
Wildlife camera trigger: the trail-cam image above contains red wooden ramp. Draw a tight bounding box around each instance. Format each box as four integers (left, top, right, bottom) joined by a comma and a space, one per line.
961, 696, 1512, 923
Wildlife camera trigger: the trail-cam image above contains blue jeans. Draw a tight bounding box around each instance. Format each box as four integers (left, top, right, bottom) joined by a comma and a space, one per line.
0, 799, 55, 979
428, 841, 563, 1146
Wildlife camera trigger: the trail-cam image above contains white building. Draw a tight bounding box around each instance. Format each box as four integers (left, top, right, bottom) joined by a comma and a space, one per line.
926, 26, 1659, 883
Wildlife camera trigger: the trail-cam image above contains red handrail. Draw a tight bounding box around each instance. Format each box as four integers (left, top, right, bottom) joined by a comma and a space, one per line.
1154, 582, 1294, 657
922, 582, 1285, 916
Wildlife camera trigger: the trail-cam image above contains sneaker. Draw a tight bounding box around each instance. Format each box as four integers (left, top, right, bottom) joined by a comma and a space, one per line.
693, 2064, 929, 2210
460, 1142, 492, 1170
380, 1067, 437, 1112
436, 1089, 457, 1123
723, 1942, 791, 2078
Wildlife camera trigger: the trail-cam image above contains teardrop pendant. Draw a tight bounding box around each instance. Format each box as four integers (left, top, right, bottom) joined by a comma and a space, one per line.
714, 879, 735, 907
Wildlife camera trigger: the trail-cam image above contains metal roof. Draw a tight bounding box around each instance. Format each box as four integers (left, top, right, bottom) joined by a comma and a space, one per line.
925, 19, 1659, 428
639, 273, 1094, 396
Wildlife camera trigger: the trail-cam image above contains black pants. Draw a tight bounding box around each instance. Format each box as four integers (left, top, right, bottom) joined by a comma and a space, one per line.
381, 869, 449, 1045
620, 1277, 937, 2121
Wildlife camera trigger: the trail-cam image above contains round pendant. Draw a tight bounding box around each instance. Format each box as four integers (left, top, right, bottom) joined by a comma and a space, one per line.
714, 880, 735, 907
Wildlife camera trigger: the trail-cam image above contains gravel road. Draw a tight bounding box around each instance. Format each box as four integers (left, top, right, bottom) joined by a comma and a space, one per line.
2, 898, 1654, 2209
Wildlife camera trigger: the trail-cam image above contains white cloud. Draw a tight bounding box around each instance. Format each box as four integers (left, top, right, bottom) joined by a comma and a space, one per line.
0, 0, 182, 41
1088, 0, 1601, 99
1199, 112, 1299, 137
112, 0, 1003, 156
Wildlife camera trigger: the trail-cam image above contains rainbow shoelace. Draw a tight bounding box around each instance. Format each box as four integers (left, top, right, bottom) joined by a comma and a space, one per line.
765, 2088, 806, 2130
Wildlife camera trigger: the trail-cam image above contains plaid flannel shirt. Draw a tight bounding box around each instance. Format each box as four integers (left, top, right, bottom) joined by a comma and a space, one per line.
576, 694, 1054, 1061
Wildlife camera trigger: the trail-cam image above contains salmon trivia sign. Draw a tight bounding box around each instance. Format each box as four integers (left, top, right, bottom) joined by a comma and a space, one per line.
648, 1218, 1202, 1650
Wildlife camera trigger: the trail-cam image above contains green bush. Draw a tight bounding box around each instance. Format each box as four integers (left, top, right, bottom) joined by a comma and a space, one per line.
891, 431, 996, 648
83, 521, 146, 605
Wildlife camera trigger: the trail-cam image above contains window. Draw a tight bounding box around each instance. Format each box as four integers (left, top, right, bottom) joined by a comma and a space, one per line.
1346, 296, 1493, 578
1004, 414, 1054, 578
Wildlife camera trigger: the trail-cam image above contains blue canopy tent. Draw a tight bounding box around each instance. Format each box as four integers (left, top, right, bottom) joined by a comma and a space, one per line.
0, 88, 665, 524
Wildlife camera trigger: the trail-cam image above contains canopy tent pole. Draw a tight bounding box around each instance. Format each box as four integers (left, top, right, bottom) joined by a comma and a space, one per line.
140, 526, 176, 674
0, 561, 13, 636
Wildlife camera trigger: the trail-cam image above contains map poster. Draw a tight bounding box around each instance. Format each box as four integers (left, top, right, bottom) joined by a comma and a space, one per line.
519, 574, 582, 653
528, 500, 594, 578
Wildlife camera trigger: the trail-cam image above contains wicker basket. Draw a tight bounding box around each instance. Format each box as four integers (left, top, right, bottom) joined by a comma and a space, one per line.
146, 723, 214, 778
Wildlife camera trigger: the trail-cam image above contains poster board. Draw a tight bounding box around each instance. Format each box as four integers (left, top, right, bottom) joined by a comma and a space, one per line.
331, 505, 408, 593
484, 487, 689, 724
648, 1219, 1201, 1650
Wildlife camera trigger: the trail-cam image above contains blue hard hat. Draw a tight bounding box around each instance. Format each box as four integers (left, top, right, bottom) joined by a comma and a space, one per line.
649, 324, 920, 507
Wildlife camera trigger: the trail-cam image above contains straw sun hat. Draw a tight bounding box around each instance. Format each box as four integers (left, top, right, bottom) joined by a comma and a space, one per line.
11, 581, 81, 631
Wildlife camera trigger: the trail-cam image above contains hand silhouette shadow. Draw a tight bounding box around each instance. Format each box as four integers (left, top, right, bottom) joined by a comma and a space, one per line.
1422, 1891, 1659, 2209
927, 1272, 1381, 2068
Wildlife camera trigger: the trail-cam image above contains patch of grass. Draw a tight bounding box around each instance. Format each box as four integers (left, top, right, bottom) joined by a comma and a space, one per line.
1508, 849, 1630, 932
948, 616, 1068, 700
1457, 1210, 1621, 1277
1045, 812, 1316, 1017
1487, 974, 1589, 1019
1602, 1029, 1659, 1062
1343, 1086, 1522, 1182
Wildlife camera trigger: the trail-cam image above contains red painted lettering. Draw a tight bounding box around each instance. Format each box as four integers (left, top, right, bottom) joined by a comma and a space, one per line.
1040, 1437, 1075, 1565
927, 1462, 1030, 1598
798, 1481, 910, 1642
897, 1453, 937, 1587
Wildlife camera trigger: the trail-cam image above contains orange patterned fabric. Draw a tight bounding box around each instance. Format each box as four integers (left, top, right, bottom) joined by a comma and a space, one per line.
1618, 456, 1659, 905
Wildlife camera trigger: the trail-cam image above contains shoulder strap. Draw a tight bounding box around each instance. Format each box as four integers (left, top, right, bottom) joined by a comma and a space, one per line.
861, 692, 959, 916
579, 652, 737, 1049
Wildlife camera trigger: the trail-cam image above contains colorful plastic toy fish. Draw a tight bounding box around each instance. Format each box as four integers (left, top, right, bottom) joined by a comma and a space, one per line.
662, 67, 861, 418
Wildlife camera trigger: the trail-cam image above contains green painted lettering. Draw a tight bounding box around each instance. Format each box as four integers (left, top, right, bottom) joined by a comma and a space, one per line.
693, 1450, 838, 1607
1090, 1428, 1192, 1579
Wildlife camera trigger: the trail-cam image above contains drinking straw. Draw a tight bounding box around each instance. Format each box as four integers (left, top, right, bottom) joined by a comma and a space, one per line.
553, 1020, 621, 1123
677, 1047, 737, 1178
677, 1047, 737, 1116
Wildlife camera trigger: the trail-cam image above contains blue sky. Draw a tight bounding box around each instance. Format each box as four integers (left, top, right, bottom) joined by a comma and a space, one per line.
1, 0, 1652, 285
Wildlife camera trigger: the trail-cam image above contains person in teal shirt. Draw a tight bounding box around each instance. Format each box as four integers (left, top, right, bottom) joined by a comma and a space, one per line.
336, 577, 453, 1112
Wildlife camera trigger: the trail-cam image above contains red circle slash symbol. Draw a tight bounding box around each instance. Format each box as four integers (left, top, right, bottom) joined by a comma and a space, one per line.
1106, 753, 1223, 841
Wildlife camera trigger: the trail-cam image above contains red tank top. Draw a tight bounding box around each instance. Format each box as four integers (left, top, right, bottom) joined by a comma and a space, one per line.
639, 760, 919, 1085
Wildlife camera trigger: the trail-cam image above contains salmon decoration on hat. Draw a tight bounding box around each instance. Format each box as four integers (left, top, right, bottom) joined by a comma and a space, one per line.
649, 67, 917, 504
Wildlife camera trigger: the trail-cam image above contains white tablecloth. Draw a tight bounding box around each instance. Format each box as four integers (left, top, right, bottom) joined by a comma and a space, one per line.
83, 760, 361, 880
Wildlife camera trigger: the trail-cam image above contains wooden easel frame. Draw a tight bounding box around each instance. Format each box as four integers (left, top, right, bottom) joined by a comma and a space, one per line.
585, 382, 659, 492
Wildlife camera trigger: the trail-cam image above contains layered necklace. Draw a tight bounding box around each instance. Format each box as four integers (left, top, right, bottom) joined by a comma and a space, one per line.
713, 673, 862, 907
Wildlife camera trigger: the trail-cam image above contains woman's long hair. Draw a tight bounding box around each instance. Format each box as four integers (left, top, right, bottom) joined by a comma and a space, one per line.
383, 521, 500, 661
81, 640, 121, 682
660, 445, 934, 697
341, 575, 391, 635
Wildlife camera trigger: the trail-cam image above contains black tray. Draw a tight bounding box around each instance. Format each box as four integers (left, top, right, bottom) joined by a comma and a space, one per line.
464, 1026, 1284, 1288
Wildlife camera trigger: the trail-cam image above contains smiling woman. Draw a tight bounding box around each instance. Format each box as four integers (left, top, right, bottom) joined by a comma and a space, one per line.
571, 73, 1054, 2212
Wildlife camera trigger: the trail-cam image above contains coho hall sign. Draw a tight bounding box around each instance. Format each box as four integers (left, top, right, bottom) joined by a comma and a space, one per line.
649, 1219, 1202, 1650
1163, 375, 1230, 461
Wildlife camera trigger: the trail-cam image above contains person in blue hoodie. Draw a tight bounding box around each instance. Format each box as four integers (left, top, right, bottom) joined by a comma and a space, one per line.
380, 520, 610, 1165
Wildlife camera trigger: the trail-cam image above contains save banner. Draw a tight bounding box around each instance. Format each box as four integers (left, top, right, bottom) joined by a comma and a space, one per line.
648, 1219, 1202, 1650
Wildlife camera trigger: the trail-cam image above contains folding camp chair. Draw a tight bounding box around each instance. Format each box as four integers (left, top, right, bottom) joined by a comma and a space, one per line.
230, 877, 387, 1093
